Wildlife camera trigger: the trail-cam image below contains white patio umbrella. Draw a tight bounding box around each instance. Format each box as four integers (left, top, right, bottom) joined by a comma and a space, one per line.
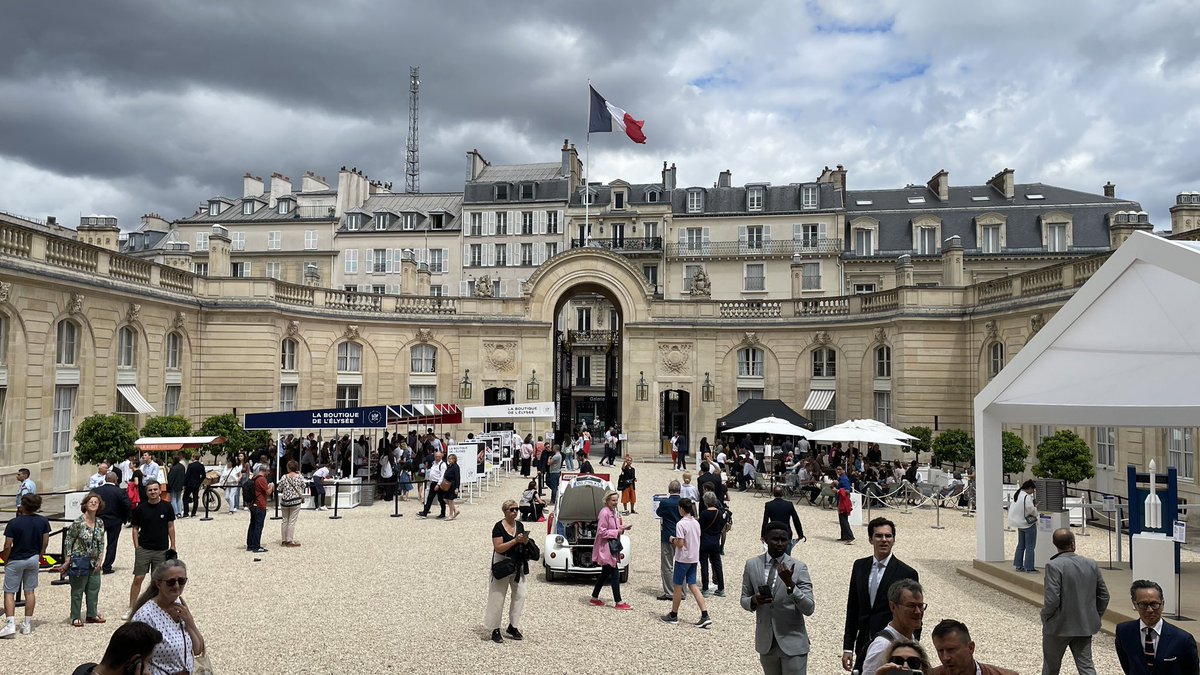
804, 421, 911, 446
847, 418, 918, 441
723, 416, 812, 438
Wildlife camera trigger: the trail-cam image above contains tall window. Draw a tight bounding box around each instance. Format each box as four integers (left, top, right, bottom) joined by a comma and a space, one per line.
337, 342, 362, 372
428, 249, 445, 273
1094, 427, 1116, 467
745, 225, 765, 250
576, 356, 591, 386
231, 262, 251, 278
687, 191, 703, 213
576, 308, 592, 331
195, 233, 208, 251
685, 227, 703, 252
801, 185, 818, 209
744, 263, 765, 291
496, 211, 508, 235
164, 385, 181, 416
875, 345, 892, 378
521, 243, 533, 266
409, 385, 436, 405
684, 264, 704, 291
57, 320, 78, 366
854, 228, 874, 256
411, 344, 437, 373
494, 244, 507, 267
281, 339, 298, 371
546, 211, 559, 234
344, 249, 359, 274
166, 332, 182, 370
372, 249, 387, 273
801, 263, 821, 290
980, 225, 1001, 254
643, 265, 658, 288
304, 230, 318, 250
874, 392, 892, 425
469, 244, 482, 267
335, 385, 361, 409
1168, 428, 1194, 480
521, 212, 534, 235
545, 242, 558, 259
989, 342, 1005, 379
117, 326, 136, 368
267, 231, 281, 250
812, 347, 836, 378
231, 231, 245, 251
738, 348, 763, 377
52, 385, 77, 456
375, 213, 389, 230
279, 384, 297, 411
917, 227, 938, 255
748, 187, 764, 211
470, 212, 483, 236
265, 262, 281, 279
1046, 223, 1068, 252
737, 388, 763, 405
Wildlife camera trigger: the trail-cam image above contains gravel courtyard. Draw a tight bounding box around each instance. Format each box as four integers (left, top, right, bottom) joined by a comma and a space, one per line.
13, 461, 1138, 673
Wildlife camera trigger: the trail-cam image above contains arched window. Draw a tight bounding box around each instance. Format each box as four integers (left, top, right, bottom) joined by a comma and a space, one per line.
166, 332, 182, 370
989, 342, 1005, 379
411, 344, 437, 374
56, 320, 78, 366
117, 326, 137, 368
875, 345, 891, 378
812, 347, 836, 378
280, 339, 298, 371
737, 347, 763, 377
337, 342, 362, 373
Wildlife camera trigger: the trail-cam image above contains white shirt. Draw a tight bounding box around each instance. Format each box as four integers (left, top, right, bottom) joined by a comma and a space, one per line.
716, 451, 726, 466
869, 554, 893, 605
427, 461, 447, 484
141, 461, 161, 483
132, 600, 194, 675
1140, 618, 1164, 654
313, 467, 330, 480
118, 460, 134, 488
861, 625, 908, 675
87, 473, 107, 490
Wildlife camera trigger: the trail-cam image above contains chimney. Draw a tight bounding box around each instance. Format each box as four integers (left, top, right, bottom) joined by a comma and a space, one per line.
243, 172, 264, 198
465, 149, 489, 182
927, 169, 950, 201
895, 255, 914, 287
717, 169, 732, 188
77, 215, 121, 252
662, 162, 677, 191
816, 165, 848, 193
561, 139, 572, 178
1103, 181, 1115, 198
301, 171, 329, 193
269, 172, 292, 208
987, 168, 1015, 199
207, 225, 232, 277
941, 235, 964, 286
400, 249, 417, 293
47, 216, 58, 227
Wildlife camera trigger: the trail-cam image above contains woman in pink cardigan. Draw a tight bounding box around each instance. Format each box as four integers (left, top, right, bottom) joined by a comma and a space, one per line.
588, 491, 633, 610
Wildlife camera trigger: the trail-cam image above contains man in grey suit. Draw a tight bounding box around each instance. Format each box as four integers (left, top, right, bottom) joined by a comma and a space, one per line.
741, 521, 816, 674
1041, 527, 1109, 675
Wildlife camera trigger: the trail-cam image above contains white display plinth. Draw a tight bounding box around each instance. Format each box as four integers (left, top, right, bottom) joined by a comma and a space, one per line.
1035, 511, 1070, 568
849, 492, 863, 528
303, 477, 361, 510
1133, 533, 1178, 614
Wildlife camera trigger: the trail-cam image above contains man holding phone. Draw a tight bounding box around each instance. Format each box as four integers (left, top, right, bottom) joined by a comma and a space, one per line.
741, 521, 815, 674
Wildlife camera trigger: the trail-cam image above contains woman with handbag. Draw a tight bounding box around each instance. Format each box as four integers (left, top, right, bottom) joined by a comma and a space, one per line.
278, 460, 307, 547
618, 456, 637, 515
130, 558, 206, 675
485, 499, 531, 643
1008, 479, 1039, 572
58, 492, 107, 627
442, 453, 461, 521
589, 490, 632, 610
519, 434, 534, 477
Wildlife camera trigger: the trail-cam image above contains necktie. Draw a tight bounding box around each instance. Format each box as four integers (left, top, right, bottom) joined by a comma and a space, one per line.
1144, 627, 1156, 667
869, 560, 885, 605
766, 557, 778, 590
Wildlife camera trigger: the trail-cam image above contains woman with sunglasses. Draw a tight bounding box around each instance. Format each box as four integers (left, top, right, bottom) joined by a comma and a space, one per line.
130, 558, 205, 675
485, 499, 530, 643
875, 639, 932, 674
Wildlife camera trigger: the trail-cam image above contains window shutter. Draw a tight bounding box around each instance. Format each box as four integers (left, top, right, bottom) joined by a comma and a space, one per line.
738, 226, 747, 246
358, 283, 371, 292
534, 242, 545, 265
677, 228, 686, 245
536, 210, 545, 234
463, 244, 471, 267
763, 225, 772, 241
387, 284, 400, 295
510, 211, 519, 236
818, 223, 827, 240
484, 243, 495, 267
508, 243, 518, 266
557, 209, 564, 232
793, 223, 803, 240
459, 281, 470, 297
486, 211, 496, 236
441, 249, 449, 273
498, 279, 508, 298
385, 249, 395, 274
244, 263, 252, 277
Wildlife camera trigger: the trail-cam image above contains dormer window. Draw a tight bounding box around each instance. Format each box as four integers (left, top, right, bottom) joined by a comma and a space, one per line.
242, 201, 255, 215
431, 214, 444, 230
403, 214, 416, 230
748, 187, 764, 211
208, 201, 221, 216
801, 185, 818, 209
614, 191, 625, 209
346, 214, 361, 231
277, 199, 293, 215
687, 189, 704, 213
581, 189, 596, 206
520, 183, 535, 200
374, 213, 390, 230
495, 184, 510, 200
646, 190, 660, 203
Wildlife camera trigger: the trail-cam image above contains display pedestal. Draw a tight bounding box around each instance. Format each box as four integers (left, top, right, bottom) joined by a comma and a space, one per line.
1035, 511, 1070, 568
303, 477, 362, 510
849, 492, 863, 528
1133, 533, 1178, 614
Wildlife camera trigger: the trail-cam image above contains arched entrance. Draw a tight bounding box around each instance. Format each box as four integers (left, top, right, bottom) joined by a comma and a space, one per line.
483, 387, 515, 431
660, 389, 691, 455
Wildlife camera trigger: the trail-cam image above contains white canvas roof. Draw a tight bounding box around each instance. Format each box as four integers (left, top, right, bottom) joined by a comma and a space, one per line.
974, 231, 1200, 560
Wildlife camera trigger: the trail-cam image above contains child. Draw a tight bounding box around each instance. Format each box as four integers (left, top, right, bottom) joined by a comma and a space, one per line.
398, 462, 413, 501
661, 497, 712, 628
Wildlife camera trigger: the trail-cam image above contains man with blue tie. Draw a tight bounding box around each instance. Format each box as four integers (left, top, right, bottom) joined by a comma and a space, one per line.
1115, 580, 1198, 675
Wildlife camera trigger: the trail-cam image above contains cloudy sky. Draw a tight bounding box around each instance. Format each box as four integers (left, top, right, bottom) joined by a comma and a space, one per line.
1, 0, 1196, 230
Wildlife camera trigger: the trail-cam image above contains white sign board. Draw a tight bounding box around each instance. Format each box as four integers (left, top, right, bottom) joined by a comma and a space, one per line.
1103, 495, 1116, 513
1038, 514, 1054, 533
1174, 520, 1187, 544
448, 444, 479, 485
463, 402, 556, 420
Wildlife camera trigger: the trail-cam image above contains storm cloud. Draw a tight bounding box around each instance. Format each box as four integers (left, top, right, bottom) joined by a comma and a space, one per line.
1, 0, 1196, 228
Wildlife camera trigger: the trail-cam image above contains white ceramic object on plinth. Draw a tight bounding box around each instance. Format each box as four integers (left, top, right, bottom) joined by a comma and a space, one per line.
849, 491, 863, 528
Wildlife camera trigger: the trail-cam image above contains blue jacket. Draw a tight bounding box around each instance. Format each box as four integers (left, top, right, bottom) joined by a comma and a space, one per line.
1116, 619, 1199, 675
656, 494, 681, 544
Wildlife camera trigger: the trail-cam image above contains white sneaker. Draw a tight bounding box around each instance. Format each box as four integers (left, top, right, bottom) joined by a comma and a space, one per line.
19, 621, 31, 635
120, 609, 131, 622
0, 622, 15, 639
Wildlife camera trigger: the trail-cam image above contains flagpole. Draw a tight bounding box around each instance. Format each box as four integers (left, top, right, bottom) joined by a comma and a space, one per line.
584, 78, 591, 246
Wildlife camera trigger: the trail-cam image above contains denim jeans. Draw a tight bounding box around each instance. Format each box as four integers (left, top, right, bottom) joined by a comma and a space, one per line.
1014, 525, 1037, 571
225, 486, 241, 512
170, 491, 183, 515
247, 506, 267, 550
548, 473, 561, 504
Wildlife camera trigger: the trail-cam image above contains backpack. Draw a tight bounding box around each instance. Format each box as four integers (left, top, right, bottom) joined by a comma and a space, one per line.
721, 507, 734, 533
240, 474, 258, 503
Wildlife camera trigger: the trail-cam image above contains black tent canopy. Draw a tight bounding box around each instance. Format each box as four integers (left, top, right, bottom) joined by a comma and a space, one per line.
715, 398, 812, 434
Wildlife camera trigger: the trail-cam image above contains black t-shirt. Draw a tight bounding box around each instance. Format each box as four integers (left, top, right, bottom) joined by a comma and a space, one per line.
71, 664, 96, 675
131, 499, 175, 551
3, 514, 51, 560
491, 520, 529, 574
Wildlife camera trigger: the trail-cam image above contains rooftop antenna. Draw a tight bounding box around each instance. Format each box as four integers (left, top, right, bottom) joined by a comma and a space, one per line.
406, 66, 420, 193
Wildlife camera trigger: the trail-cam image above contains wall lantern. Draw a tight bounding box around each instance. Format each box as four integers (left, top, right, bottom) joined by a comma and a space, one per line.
459, 368, 472, 400
702, 372, 714, 402
527, 369, 540, 400
636, 371, 649, 402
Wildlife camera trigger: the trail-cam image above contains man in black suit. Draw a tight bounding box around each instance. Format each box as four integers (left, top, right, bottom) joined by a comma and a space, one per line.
761, 486, 805, 556
842, 516, 920, 672
1115, 579, 1199, 675
697, 461, 727, 503
94, 471, 131, 574
182, 455, 206, 517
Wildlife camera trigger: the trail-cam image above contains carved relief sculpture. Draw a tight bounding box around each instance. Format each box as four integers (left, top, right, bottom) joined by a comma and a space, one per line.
984, 320, 998, 340
127, 303, 140, 323
742, 331, 759, 346
0, 281, 10, 303
1029, 313, 1045, 335
344, 324, 360, 340
286, 320, 300, 337
812, 330, 832, 346
658, 343, 692, 374
474, 274, 494, 298
173, 311, 187, 330
689, 269, 711, 296
69, 293, 84, 315
415, 327, 434, 343
873, 327, 887, 344
484, 341, 517, 373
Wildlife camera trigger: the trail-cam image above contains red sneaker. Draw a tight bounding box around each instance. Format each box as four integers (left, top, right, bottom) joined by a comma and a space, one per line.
614, 602, 632, 611
588, 598, 605, 607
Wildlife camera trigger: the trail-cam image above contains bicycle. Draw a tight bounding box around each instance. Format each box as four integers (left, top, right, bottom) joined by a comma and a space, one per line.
200, 475, 225, 514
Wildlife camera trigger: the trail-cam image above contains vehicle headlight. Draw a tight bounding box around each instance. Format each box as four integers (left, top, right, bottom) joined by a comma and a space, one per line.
555, 535, 565, 546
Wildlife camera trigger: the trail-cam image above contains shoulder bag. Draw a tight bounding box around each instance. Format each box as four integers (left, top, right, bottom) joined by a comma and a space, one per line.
67, 523, 100, 577
280, 476, 304, 508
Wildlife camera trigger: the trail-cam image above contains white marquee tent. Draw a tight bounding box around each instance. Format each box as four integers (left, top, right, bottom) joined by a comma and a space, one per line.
974, 231, 1200, 561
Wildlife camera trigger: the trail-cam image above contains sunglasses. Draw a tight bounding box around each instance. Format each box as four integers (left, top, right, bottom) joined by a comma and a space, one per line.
163, 577, 188, 588
890, 656, 923, 669
506, 507, 519, 512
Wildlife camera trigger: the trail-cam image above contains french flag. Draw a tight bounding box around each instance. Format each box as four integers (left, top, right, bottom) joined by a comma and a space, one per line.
589, 86, 646, 144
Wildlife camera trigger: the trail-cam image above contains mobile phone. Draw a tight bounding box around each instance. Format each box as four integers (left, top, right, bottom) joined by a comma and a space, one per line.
757, 584, 770, 597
